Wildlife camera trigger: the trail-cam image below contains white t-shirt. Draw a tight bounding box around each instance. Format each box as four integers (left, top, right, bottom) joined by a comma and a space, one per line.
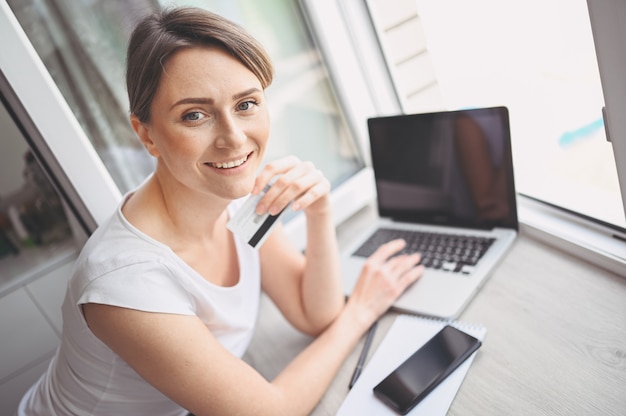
19, 195, 260, 416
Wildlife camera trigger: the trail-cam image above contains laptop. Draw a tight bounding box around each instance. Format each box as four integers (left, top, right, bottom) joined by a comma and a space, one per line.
341, 106, 518, 319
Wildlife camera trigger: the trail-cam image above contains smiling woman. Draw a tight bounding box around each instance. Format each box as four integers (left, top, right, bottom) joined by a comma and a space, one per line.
16, 7, 424, 416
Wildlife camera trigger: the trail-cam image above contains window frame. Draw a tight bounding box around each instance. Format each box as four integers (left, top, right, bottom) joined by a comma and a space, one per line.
587, 0, 626, 222
0, 2, 121, 227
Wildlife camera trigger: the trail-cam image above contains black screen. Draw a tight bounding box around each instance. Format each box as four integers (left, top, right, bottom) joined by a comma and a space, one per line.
368, 107, 518, 230
373, 325, 481, 414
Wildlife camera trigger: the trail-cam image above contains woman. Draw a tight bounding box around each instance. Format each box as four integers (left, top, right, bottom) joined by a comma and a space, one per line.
19, 6, 423, 416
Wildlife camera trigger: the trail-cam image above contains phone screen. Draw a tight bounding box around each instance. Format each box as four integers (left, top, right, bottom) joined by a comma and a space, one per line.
373, 325, 481, 415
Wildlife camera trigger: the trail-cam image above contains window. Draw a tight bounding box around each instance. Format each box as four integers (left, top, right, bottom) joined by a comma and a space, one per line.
367, 0, 625, 230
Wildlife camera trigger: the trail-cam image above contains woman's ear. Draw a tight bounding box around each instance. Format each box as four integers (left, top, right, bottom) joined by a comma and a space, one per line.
130, 115, 160, 158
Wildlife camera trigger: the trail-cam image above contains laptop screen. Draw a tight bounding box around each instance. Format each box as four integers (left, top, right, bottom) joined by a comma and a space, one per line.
367, 107, 518, 230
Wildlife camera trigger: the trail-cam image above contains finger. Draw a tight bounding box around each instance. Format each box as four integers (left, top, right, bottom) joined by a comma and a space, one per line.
256, 171, 303, 215
259, 162, 323, 215
399, 264, 425, 287
266, 162, 313, 202
387, 252, 422, 275
368, 239, 407, 264
252, 156, 300, 195
292, 175, 329, 211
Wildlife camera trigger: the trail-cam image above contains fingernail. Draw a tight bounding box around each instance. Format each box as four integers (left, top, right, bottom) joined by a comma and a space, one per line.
269, 206, 281, 216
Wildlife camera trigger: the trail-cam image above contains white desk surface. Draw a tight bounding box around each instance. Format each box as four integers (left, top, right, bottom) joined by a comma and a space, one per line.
243, 205, 626, 415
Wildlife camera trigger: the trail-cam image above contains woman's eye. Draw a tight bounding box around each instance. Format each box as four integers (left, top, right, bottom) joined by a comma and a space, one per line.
237, 100, 257, 112
183, 111, 204, 122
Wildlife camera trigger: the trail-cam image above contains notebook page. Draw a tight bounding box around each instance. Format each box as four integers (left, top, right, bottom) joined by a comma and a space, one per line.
337, 315, 487, 416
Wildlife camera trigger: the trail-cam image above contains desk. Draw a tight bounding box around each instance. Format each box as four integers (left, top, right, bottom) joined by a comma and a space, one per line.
243, 205, 626, 415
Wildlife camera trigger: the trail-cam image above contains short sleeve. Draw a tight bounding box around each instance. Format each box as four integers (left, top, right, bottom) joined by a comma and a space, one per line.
77, 261, 195, 315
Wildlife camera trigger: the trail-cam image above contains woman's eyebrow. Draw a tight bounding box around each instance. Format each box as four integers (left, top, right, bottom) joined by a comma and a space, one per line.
233, 87, 263, 100
170, 97, 213, 110
170, 88, 262, 110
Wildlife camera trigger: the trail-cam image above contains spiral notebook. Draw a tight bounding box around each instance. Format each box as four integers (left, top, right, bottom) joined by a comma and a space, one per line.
338, 315, 487, 415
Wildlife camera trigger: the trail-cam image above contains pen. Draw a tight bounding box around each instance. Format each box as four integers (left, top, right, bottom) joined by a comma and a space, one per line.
348, 320, 378, 389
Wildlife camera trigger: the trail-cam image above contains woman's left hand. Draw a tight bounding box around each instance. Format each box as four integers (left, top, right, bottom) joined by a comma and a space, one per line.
252, 155, 331, 217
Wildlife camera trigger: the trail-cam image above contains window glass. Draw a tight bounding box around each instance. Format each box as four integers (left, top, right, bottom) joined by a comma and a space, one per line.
8, 0, 364, 194
0, 98, 84, 296
377, 0, 625, 228
8, 0, 155, 192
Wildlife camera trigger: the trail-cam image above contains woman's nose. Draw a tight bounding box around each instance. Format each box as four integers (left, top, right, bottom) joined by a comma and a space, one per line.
214, 114, 246, 148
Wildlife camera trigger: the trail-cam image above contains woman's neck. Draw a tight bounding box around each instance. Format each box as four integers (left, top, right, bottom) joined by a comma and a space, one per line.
122, 174, 231, 245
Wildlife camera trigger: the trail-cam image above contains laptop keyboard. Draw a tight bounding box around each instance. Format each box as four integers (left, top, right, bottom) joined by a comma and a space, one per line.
352, 228, 495, 274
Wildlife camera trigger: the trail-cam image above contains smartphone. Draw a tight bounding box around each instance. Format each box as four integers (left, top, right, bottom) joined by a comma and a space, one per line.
373, 325, 482, 415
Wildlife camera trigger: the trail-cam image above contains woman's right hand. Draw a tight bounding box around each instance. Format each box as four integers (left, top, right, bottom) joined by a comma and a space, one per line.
345, 239, 424, 326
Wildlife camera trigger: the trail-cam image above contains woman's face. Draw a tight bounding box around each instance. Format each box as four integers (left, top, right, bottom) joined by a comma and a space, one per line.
133, 46, 270, 201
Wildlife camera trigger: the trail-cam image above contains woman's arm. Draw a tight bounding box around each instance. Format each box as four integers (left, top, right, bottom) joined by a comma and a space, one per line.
255, 156, 343, 335
84, 239, 422, 416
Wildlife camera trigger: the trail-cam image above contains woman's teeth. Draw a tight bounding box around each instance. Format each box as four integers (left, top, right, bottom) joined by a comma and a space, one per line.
212, 155, 248, 169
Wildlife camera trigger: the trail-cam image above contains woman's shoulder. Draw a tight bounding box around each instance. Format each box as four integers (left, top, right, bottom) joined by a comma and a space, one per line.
75, 207, 174, 279
70, 212, 194, 313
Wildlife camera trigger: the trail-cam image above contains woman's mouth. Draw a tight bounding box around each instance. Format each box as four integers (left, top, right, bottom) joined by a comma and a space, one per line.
209, 153, 250, 169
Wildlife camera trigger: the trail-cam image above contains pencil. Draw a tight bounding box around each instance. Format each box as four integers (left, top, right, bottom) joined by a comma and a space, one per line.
348, 321, 378, 389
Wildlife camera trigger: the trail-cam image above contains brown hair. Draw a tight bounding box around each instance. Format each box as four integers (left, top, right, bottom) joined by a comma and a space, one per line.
126, 7, 274, 122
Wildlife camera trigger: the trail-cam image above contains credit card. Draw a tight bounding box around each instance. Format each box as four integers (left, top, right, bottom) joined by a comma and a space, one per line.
227, 185, 291, 249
